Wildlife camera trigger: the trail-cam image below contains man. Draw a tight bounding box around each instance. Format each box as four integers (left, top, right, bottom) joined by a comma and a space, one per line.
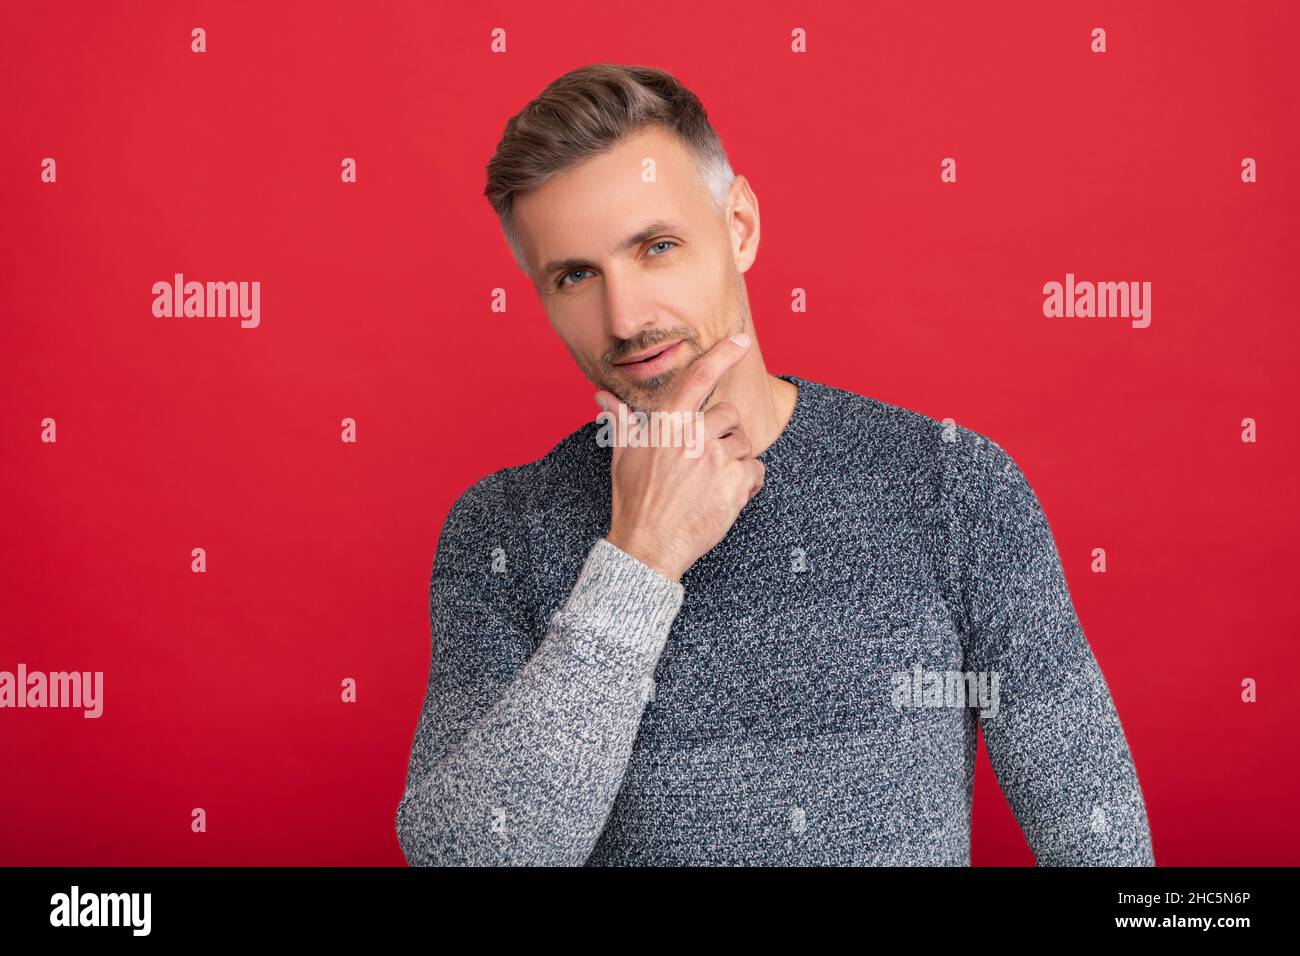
395, 63, 1155, 866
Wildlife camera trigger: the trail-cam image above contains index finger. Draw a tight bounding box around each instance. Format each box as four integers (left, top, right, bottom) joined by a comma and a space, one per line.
670, 333, 751, 413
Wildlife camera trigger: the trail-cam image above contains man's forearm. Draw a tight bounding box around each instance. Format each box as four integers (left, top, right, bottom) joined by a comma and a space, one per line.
396, 537, 683, 866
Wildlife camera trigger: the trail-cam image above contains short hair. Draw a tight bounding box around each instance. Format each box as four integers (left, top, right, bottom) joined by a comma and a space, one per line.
484, 63, 736, 275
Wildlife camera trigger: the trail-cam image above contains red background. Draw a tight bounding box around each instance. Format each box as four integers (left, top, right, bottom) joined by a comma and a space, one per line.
2, 0, 1296, 865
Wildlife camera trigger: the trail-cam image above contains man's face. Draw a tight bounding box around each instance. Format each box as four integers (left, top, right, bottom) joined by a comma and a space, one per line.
513, 125, 751, 413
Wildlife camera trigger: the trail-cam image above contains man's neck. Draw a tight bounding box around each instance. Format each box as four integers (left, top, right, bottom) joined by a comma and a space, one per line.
703, 346, 798, 457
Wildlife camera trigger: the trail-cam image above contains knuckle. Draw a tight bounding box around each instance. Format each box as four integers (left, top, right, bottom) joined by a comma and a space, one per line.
708, 402, 740, 432
689, 362, 715, 390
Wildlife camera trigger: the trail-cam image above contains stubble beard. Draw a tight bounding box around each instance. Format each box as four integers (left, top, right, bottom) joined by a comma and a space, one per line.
601, 337, 704, 414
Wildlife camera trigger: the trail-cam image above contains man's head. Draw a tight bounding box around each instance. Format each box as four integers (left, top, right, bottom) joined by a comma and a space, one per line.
485, 64, 761, 412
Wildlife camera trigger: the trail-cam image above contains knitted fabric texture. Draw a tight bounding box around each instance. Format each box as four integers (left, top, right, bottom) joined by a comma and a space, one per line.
395, 374, 1155, 866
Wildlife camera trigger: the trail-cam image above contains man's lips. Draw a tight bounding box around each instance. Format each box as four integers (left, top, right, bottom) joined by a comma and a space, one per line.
615, 341, 681, 365
613, 340, 684, 380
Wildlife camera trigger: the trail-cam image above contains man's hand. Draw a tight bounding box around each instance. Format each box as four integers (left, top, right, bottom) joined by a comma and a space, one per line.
595, 333, 765, 583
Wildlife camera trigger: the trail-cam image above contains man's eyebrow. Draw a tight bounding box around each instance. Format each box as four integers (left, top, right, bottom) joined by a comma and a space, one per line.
539, 220, 688, 281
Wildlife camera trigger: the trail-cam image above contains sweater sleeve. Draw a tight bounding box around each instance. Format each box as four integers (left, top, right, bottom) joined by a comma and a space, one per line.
939, 428, 1155, 866
394, 473, 684, 866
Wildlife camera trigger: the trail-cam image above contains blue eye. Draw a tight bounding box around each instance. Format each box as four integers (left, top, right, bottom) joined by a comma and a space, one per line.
555, 240, 677, 290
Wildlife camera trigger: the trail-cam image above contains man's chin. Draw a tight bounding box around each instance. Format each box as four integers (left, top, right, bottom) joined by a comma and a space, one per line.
614, 370, 680, 413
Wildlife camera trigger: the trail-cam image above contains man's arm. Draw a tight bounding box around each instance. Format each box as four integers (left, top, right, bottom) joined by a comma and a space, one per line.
394, 473, 684, 866
940, 428, 1155, 865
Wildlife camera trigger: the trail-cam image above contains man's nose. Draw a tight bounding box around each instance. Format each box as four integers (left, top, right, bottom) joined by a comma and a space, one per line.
601, 265, 654, 342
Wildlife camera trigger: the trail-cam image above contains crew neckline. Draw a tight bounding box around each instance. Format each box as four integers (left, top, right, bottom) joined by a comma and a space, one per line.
755, 374, 812, 465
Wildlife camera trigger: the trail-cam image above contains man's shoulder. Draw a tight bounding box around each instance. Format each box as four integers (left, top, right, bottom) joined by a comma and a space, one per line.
797, 377, 1044, 560
442, 417, 603, 533
795, 375, 1015, 477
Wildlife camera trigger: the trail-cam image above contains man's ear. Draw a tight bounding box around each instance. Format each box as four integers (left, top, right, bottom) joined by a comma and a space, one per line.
727, 175, 760, 273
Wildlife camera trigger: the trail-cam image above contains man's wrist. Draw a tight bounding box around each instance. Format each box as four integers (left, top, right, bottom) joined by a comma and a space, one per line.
603, 530, 684, 583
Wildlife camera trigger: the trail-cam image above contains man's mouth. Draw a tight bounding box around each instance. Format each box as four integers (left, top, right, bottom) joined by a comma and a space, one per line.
615, 341, 679, 365
613, 340, 684, 380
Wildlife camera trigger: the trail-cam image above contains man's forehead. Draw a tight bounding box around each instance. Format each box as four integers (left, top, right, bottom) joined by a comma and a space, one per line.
516, 130, 704, 271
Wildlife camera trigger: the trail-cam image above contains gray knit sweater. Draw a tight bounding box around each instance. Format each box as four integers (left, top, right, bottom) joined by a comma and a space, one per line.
395, 374, 1155, 866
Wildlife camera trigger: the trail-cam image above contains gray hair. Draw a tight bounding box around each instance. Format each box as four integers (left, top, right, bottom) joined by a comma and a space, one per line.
484, 63, 735, 275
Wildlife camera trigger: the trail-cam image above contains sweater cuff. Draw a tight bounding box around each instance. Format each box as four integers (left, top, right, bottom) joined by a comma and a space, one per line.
557, 537, 686, 675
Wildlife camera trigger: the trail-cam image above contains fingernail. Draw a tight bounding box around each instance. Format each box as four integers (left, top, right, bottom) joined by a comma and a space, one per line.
730, 333, 751, 347
594, 394, 608, 411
